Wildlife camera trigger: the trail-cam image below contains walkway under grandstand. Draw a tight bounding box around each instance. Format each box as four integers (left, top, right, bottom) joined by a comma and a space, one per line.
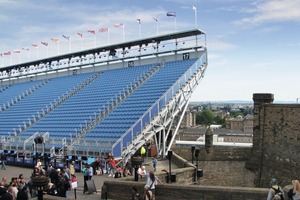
0, 29, 208, 167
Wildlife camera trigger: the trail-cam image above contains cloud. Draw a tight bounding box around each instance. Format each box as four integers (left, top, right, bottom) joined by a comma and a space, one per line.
207, 39, 237, 51
234, 0, 300, 25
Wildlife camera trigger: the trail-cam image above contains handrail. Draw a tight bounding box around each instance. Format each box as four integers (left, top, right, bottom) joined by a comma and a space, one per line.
112, 50, 207, 156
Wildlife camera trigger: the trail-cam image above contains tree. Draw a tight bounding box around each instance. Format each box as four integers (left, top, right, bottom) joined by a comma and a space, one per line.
196, 109, 215, 125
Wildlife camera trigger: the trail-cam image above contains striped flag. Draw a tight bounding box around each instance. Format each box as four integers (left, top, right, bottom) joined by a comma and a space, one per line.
166, 12, 176, 17
87, 30, 95, 34
51, 38, 59, 43
4, 51, 11, 55
62, 35, 70, 40
77, 32, 83, 38
32, 44, 38, 48
99, 27, 109, 32
22, 47, 29, 51
13, 50, 21, 54
41, 41, 48, 46
114, 23, 124, 28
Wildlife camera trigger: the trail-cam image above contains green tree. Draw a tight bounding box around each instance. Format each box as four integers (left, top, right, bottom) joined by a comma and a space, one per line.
213, 115, 225, 126
196, 109, 215, 125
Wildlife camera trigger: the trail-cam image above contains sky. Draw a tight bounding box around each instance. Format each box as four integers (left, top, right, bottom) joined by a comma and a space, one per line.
0, 0, 299, 103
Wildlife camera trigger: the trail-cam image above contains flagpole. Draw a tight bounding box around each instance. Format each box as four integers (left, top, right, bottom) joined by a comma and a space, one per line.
153, 18, 159, 35
69, 39, 71, 53
137, 19, 141, 39
123, 25, 125, 42
93, 34, 96, 48
46, 46, 49, 57
174, 16, 177, 31
107, 30, 110, 45
193, 6, 198, 28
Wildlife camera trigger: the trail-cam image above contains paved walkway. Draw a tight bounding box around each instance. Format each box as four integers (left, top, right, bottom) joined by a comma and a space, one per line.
1, 157, 177, 199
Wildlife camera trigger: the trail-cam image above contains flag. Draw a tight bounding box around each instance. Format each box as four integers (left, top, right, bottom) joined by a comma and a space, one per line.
4, 51, 11, 55
153, 17, 158, 22
51, 38, 59, 43
62, 35, 70, 40
32, 44, 38, 48
22, 47, 29, 51
192, 6, 197, 11
99, 27, 109, 32
137, 19, 141, 24
0, 53, 2, 57
87, 30, 95, 34
77, 32, 83, 38
41, 41, 48, 46
114, 23, 124, 28
13, 50, 21, 54
166, 12, 176, 17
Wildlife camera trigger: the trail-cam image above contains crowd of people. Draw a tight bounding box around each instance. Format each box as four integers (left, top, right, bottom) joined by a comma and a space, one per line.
0, 149, 162, 200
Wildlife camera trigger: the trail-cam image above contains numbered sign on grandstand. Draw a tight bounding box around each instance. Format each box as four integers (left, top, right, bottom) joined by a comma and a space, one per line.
128, 61, 134, 67
183, 53, 190, 60
73, 69, 77, 75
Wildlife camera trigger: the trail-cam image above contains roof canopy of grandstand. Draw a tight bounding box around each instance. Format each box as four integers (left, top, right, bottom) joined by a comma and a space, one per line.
0, 29, 208, 162
0, 29, 205, 78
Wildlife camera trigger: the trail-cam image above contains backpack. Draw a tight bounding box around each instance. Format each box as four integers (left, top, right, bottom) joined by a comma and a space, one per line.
272, 186, 284, 200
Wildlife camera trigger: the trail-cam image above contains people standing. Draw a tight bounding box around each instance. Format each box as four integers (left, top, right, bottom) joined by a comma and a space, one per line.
81, 165, 88, 193
152, 157, 157, 172
100, 156, 106, 175
69, 161, 75, 176
267, 178, 284, 200
1, 152, 7, 170
87, 165, 93, 180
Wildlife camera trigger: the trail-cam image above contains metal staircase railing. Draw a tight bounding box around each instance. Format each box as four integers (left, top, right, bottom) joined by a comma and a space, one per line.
69, 63, 164, 150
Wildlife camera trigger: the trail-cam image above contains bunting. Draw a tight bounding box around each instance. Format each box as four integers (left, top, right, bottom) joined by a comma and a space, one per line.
51, 38, 59, 43
77, 32, 83, 38
87, 30, 95, 34
41, 41, 48, 46
99, 27, 109, 32
114, 23, 124, 28
62, 35, 70, 40
166, 12, 176, 17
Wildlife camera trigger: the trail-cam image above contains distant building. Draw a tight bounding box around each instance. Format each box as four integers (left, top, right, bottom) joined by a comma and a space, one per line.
225, 114, 253, 133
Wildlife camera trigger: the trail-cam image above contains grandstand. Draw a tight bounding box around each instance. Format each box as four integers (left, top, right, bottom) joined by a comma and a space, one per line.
0, 29, 208, 166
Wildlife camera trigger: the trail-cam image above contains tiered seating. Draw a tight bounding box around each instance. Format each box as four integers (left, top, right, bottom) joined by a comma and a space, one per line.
20, 64, 157, 146
77, 59, 198, 151
0, 73, 93, 137
0, 81, 43, 107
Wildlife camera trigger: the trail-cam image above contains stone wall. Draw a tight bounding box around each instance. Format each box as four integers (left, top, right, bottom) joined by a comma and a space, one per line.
245, 93, 300, 187
101, 180, 268, 200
